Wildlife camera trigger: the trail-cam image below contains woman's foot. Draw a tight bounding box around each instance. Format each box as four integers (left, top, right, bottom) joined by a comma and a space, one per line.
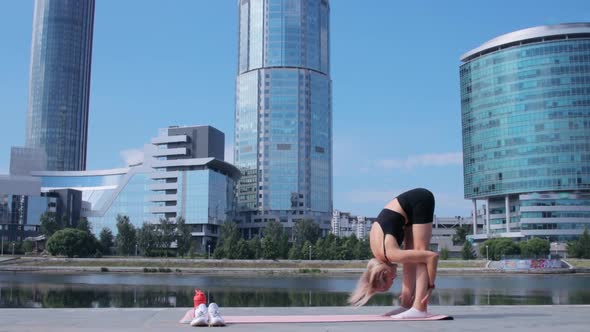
391, 307, 428, 319
382, 306, 409, 316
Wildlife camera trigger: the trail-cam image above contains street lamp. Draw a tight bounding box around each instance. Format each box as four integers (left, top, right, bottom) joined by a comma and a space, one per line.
486, 245, 489, 261
308, 245, 312, 261
11, 242, 15, 256
135, 243, 138, 256
208, 244, 211, 259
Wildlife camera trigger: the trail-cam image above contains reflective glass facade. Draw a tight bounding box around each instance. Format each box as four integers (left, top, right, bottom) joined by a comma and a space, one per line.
180, 170, 233, 225
88, 172, 150, 234
460, 24, 590, 240
461, 38, 590, 198
26, 0, 95, 171
0, 194, 54, 242
235, 0, 332, 225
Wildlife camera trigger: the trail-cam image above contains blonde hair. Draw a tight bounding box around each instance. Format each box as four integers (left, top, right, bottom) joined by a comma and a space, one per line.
348, 258, 396, 306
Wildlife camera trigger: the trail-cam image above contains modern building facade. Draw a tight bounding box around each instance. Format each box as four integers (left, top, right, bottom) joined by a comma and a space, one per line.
235, 0, 333, 237
460, 23, 590, 242
26, 0, 95, 171
148, 126, 239, 250
30, 126, 240, 252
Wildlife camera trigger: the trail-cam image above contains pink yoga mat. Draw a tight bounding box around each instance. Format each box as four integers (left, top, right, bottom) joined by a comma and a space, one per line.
224, 314, 453, 323
179, 309, 453, 324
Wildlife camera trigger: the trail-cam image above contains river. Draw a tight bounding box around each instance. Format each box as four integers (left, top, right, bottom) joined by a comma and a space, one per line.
0, 272, 588, 308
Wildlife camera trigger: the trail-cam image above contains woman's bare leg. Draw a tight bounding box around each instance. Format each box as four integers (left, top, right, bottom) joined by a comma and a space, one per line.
400, 226, 416, 308
384, 227, 414, 316
392, 223, 433, 318
410, 223, 433, 312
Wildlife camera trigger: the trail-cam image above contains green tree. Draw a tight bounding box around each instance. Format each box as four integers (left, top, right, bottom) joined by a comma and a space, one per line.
158, 218, 176, 256
40, 212, 62, 237
248, 236, 262, 259
300, 240, 313, 260
76, 217, 92, 234
353, 239, 371, 260
23, 240, 33, 254
440, 247, 450, 260
216, 221, 241, 259
175, 217, 192, 257
236, 238, 253, 259
137, 223, 159, 256
341, 235, 359, 260
288, 243, 303, 260
568, 229, 590, 258
481, 238, 521, 260
46, 229, 96, 258
579, 229, 590, 259
452, 225, 472, 245
261, 220, 288, 259
115, 214, 136, 256
462, 241, 476, 260
99, 228, 114, 255
567, 240, 581, 258
292, 219, 321, 246
519, 238, 550, 258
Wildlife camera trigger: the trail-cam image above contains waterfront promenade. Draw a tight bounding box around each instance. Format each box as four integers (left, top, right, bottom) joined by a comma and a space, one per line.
2, 256, 587, 274
0, 305, 588, 332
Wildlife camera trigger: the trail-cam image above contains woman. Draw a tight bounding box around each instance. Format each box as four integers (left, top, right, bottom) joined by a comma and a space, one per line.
348, 188, 439, 319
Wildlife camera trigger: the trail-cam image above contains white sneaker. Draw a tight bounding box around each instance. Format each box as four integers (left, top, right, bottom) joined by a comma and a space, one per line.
190, 303, 208, 327
208, 302, 225, 327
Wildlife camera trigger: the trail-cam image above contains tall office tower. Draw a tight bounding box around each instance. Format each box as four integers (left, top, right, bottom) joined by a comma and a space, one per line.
460, 23, 590, 242
235, 0, 332, 237
26, 0, 95, 171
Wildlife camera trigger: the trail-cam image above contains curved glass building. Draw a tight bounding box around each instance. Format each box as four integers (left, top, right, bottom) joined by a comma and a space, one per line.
460, 23, 590, 242
31, 126, 240, 252
235, 0, 332, 235
26, 0, 95, 171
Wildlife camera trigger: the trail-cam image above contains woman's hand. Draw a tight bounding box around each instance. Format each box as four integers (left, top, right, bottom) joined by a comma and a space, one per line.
421, 284, 435, 305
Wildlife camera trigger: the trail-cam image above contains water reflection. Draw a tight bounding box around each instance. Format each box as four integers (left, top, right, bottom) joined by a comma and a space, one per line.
0, 273, 589, 308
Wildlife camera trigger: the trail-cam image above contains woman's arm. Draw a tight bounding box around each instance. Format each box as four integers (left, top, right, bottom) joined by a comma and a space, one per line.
388, 249, 439, 288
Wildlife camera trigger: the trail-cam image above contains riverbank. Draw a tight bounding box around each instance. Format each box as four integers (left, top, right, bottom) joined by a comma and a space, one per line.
1, 256, 587, 275
0, 305, 589, 332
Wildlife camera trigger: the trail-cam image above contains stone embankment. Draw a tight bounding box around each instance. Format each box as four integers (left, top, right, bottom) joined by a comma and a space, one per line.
0, 256, 586, 274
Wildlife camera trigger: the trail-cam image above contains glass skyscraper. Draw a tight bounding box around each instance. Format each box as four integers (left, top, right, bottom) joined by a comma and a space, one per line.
26, 0, 95, 171
460, 23, 590, 242
235, 0, 332, 236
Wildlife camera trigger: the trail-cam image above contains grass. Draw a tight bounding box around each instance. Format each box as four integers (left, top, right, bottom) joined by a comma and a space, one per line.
439, 260, 487, 268
564, 259, 590, 268
13, 257, 487, 270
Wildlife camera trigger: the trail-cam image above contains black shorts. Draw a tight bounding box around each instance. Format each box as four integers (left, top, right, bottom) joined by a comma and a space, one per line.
397, 188, 435, 225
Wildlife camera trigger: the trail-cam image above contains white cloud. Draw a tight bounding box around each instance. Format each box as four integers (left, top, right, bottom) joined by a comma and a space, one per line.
120, 148, 144, 166
225, 143, 234, 163
377, 152, 463, 170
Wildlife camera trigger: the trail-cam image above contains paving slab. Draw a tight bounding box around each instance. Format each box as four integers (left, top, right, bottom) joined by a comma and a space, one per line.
0, 305, 588, 332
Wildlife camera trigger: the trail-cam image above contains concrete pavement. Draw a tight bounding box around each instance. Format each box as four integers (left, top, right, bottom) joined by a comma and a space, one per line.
1, 305, 589, 332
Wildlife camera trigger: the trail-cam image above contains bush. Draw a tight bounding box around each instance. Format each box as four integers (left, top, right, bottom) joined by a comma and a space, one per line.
567, 229, 590, 258
46, 229, 97, 258
439, 248, 450, 260
480, 238, 521, 260
462, 241, 476, 260
519, 238, 550, 258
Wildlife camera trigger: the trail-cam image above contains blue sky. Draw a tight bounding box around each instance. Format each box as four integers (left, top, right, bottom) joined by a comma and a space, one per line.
0, 0, 588, 218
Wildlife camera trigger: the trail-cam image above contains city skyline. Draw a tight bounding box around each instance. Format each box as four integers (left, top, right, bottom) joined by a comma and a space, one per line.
1, 1, 588, 218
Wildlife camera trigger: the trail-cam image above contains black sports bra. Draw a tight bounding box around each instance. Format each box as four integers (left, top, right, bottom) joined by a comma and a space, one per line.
375, 209, 405, 257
